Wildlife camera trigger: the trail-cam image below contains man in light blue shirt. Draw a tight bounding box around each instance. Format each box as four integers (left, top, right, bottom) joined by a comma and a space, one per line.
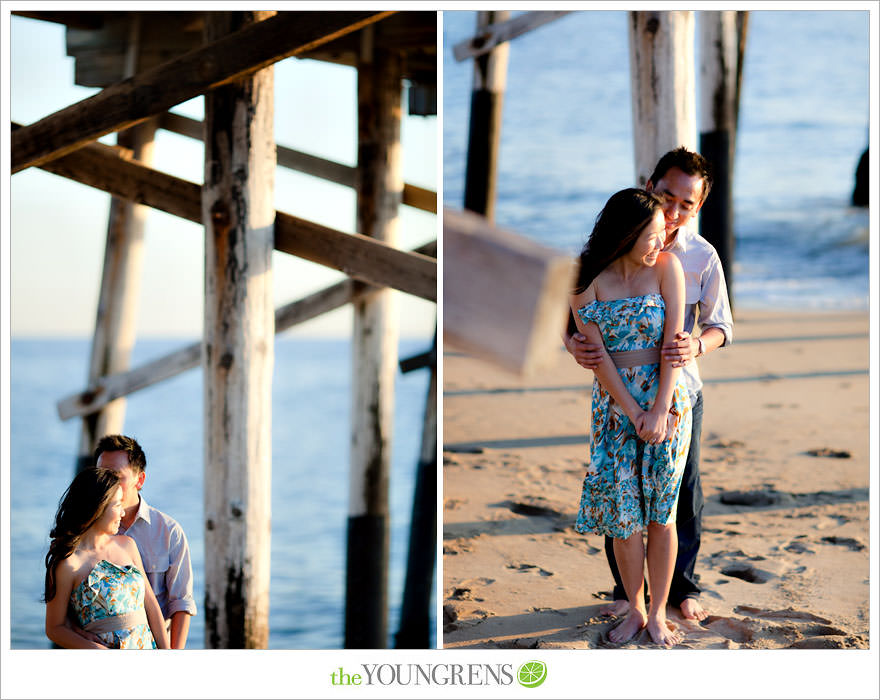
564, 147, 733, 622
94, 434, 197, 648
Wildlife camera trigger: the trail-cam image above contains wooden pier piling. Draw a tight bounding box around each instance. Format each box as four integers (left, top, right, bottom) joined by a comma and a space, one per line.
202, 10, 276, 649
463, 10, 510, 221
77, 19, 155, 471
629, 10, 697, 188
345, 29, 403, 649
78, 121, 156, 468
699, 10, 747, 300
395, 332, 437, 649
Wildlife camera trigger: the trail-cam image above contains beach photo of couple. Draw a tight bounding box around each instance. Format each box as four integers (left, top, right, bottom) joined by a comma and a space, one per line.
442, 7, 872, 658
1, 6, 877, 700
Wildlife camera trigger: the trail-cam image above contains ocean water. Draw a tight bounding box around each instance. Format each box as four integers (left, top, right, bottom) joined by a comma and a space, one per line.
10, 336, 434, 649
443, 10, 870, 310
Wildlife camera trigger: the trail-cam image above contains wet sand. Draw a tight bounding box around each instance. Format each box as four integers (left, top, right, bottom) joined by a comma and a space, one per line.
442, 310, 870, 650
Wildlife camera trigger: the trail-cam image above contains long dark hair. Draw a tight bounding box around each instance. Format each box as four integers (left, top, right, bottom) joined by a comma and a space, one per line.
44, 467, 121, 602
573, 188, 664, 294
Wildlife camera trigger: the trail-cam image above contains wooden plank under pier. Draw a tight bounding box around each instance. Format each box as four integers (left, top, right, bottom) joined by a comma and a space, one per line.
12, 11, 393, 173
443, 208, 575, 375
14, 126, 436, 302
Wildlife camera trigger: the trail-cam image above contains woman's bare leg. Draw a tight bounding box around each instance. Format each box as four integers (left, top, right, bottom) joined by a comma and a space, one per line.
645, 521, 681, 647
608, 531, 648, 643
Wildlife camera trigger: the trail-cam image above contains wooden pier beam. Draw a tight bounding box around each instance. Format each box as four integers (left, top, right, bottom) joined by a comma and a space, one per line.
202, 11, 275, 649
463, 10, 509, 221
345, 29, 403, 649
18, 128, 437, 300
77, 16, 154, 470
699, 10, 747, 303
629, 11, 697, 188
12, 11, 392, 173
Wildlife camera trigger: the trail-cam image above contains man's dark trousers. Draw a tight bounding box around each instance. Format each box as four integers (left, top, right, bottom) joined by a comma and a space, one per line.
604, 391, 704, 606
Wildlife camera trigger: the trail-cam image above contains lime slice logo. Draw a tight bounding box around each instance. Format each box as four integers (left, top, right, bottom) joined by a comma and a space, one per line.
517, 660, 547, 688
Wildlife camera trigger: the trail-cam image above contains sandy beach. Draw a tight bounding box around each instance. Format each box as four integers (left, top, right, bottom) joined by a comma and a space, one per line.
442, 310, 870, 650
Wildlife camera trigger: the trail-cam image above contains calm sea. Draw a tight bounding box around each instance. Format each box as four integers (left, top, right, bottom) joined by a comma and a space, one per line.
443, 10, 870, 310
10, 336, 434, 649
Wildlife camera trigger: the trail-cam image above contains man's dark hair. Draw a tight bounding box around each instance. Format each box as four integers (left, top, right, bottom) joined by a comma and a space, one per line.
94, 434, 147, 474
648, 146, 714, 202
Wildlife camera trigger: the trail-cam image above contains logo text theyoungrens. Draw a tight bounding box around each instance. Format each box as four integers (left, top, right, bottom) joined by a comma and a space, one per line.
330, 664, 516, 687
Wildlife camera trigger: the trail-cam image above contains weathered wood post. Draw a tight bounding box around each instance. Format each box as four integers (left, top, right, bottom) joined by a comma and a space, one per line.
699, 10, 747, 306
463, 10, 510, 221
395, 331, 437, 649
77, 15, 155, 471
345, 27, 403, 649
202, 10, 275, 649
629, 11, 697, 188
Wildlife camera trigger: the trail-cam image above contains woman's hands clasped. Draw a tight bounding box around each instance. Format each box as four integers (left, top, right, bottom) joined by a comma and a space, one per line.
634, 407, 674, 444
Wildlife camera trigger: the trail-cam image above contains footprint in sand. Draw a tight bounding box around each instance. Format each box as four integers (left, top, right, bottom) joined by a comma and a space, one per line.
703, 609, 852, 649
820, 535, 865, 551
784, 540, 815, 554
733, 605, 832, 624
720, 563, 775, 584
562, 538, 601, 555
805, 447, 851, 459
703, 616, 756, 644
505, 499, 565, 518
719, 489, 791, 507
506, 562, 554, 576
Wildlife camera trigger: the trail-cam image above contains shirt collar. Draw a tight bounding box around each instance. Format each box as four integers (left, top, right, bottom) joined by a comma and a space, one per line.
132, 494, 152, 525
663, 219, 696, 254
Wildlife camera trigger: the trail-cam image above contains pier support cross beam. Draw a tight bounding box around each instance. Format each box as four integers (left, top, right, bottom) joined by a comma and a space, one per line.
202, 10, 275, 650
345, 29, 403, 649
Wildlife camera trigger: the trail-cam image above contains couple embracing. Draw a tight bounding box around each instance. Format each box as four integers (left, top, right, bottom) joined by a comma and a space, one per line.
566, 147, 733, 648
44, 435, 196, 649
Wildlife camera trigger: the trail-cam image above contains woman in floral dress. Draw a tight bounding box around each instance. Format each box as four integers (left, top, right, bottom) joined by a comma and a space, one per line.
570, 188, 692, 648
44, 467, 169, 649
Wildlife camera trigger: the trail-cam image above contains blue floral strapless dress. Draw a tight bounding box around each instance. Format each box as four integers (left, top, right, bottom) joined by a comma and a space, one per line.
69, 559, 157, 649
575, 294, 692, 539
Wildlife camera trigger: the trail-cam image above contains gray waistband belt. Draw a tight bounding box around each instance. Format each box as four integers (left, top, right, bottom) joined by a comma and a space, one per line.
83, 609, 148, 634
609, 346, 661, 369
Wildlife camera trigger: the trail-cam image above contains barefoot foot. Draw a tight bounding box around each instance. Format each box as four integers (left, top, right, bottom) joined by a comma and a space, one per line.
646, 616, 681, 648
599, 599, 630, 617
608, 608, 647, 644
679, 597, 708, 621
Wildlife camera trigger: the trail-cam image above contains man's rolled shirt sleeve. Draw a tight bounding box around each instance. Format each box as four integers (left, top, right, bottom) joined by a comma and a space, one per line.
698, 249, 733, 346
164, 522, 197, 617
